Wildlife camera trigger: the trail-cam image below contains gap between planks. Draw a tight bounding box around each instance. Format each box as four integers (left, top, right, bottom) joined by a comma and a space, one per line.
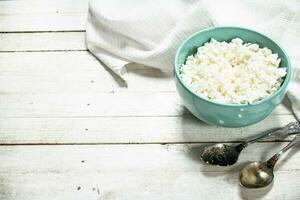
0, 140, 295, 146
0, 115, 296, 144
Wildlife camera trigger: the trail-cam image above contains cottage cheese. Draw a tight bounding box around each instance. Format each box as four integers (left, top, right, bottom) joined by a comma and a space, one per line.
180, 38, 287, 104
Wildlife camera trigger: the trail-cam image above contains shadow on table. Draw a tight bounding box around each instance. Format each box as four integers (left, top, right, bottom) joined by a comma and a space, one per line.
187, 140, 299, 199
274, 144, 300, 169
0, 176, 11, 198
281, 95, 294, 114
178, 103, 296, 198
239, 182, 274, 199
126, 63, 173, 78
89, 53, 173, 88
186, 141, 275, 199
89, 52, 128, 87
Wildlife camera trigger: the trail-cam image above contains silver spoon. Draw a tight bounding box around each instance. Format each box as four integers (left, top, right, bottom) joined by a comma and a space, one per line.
240, 133, 300, 188
200, 121, 300, 166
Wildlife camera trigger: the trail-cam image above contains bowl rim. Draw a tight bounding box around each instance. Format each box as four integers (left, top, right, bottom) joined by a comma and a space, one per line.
174, 26, 292, 107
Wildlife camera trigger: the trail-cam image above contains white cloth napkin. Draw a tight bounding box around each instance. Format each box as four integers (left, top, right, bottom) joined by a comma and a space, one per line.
86, 0, 300, 120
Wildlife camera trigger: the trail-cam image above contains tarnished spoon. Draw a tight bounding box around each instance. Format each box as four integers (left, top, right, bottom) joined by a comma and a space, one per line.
240, 133, 300, 188
200, 121, 300, 166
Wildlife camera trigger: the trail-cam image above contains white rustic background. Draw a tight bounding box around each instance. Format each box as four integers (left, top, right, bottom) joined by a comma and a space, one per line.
0, 0, 299, 199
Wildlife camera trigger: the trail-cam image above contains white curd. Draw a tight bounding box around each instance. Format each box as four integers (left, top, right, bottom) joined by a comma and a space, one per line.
180, 38, 287, 104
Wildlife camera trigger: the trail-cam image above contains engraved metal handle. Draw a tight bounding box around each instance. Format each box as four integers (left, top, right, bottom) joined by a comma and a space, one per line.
266, 133, 300, 168
236, 121, 300, 151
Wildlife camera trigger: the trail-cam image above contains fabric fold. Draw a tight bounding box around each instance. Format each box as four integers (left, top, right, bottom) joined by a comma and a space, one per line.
86, 0, 299, 120
86, 0, 216, 78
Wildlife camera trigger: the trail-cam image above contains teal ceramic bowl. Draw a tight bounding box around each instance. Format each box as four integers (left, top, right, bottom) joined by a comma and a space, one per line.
174, 27, 291, 127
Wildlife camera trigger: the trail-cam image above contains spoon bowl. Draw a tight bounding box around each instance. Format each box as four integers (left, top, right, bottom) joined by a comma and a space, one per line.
200, 122, 300, 166
239, 133, 300, 189
201, 144, 243, 166
240, 162, 274, 188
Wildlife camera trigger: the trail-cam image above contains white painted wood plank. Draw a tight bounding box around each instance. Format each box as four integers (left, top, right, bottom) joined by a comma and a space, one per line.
0, 93, 291, 118
0, 32, 86, 51
0, 92, 184, 117
2, 171, 298, 200
0, 52, 292, 117
0, 144, 299, 200
0, 52, 173, 94
0, 1, 296, 199
0, 115, 297, 144
0, 0, 88, 32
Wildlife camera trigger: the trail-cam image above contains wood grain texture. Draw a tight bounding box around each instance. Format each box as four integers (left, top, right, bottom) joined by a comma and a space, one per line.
0, 1, 299, 199
0, 93, 292, 118
0, 0, 88, 32
0, 115, 297, 144
0, 32, 86, 51
0, 52, 173, 94
0, 52, 292, 118
0, 144, 299, 200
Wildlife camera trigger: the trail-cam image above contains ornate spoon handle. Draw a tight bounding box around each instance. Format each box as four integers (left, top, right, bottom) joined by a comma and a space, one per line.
236, 121, 300, 150
266, 133, 300, 168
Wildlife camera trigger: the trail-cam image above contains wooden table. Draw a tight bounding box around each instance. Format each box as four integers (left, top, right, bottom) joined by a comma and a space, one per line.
0, 1, 299, 199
